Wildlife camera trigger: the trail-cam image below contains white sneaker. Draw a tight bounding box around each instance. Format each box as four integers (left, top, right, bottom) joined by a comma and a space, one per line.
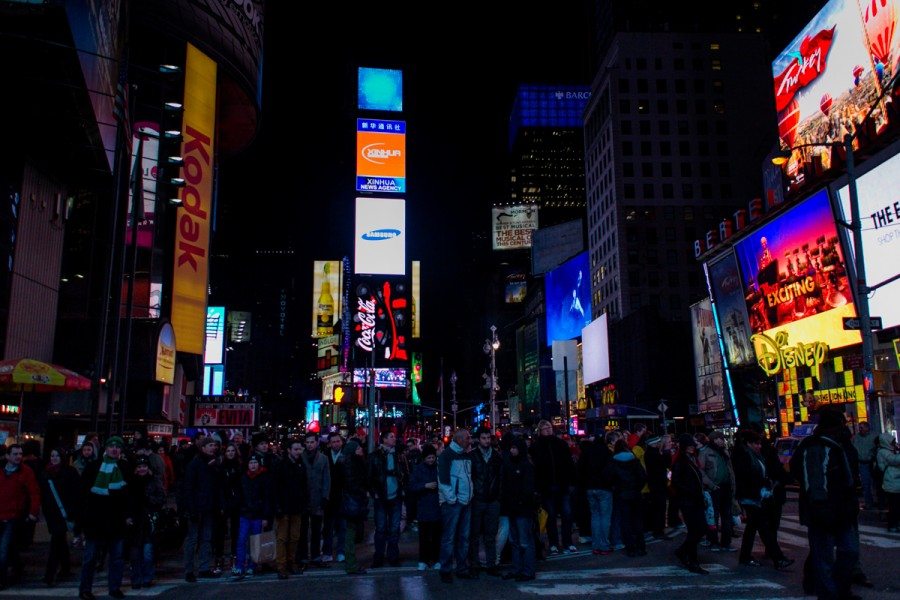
336, 554, 345, 563
320, 554, 333, 563
549, 545, 560, 555
566, 545, 578, 553
417, 562, 428, 571
432, 562, 441, 570
577, 536, 591, 544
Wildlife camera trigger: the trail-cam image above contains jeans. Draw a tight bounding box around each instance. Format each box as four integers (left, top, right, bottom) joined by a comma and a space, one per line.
321, 506, 345, 557
586, 489, 613, 551
707, 485, 734, 547
888, 491, 900, 529
508, 515, 535, 577
495, 516, 509, 563
646, 490, 668, 535
468, 500, 500, 568
299, 513, 323, 562
739, 504, 784, 563
275, 514, 302, 573
0, 520, 18, 587
541, 486, 573, 549
373, 498, 402, 563
130, 540, 155, 585
859, 462, 875, 509
439, 502, 471, 574
184, 512, 214, 574
618, 497, 645, 553
418, 520, 442, 564
807, 524, 856, 599
80, 537, 125, 594
235, 517, 262, 573
46, 531, 71, 580
213, 511, 240, 560
678, 504, 706, 564
344, 519, 362, 573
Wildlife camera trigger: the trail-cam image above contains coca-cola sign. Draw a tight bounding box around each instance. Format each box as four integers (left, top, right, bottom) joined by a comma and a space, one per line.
352, 276, 409, 365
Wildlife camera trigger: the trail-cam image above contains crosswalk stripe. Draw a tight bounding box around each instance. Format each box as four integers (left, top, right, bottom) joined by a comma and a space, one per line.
777, 520, 900, 549
0, 586, 176, 597
535, 564, 732, 579
518, 578, 784, 595
781, 514, 900, 538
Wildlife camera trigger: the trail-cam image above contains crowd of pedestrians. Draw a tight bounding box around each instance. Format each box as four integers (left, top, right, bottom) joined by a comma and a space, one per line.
0, 411, 898, 599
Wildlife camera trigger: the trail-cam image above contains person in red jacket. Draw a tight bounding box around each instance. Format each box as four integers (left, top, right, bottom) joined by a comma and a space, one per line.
0, 443, 40, 590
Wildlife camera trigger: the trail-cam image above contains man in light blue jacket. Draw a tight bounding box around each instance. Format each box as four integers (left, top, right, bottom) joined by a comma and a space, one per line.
437, 429, 474, 582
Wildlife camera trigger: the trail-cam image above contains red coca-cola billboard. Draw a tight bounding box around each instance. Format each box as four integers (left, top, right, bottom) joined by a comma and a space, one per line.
352, 276, 409, 367
772, 0, 900, 188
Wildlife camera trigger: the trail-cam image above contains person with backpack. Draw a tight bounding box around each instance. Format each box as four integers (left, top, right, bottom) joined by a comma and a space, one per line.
874, 433, 900, 532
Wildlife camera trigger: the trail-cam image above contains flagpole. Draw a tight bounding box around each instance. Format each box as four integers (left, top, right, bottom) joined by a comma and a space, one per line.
439, 356, 444, 437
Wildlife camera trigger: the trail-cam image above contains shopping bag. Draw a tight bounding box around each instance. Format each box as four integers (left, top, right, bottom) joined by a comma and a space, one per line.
537, 506, 549, 535
249, 529, 276, 564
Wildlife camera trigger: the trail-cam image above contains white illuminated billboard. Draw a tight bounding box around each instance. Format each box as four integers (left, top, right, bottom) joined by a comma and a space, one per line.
582, 313, 610, 385
204, 306, 225, 365
836, 153, 900, 330
355, 197, 405, 275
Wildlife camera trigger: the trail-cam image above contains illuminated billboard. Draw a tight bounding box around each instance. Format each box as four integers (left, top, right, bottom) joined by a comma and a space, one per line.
773, 0, 900, 181
228, 311, 251, 343
127, 122, 159, 249
706, 252, 755, 366
734, 189, 861, 356
544, 251, 591, 346
358, 67, 403, 112
412, 261, 421, 338
836, 152, 900, 329
194, 402, 254, 427
312, 260, 343, 338
201, 364, 225, 396
505, 271, 527, 304
582, 314, 610, 385
532, 219, 584, 275
317, 334, 340, 377
355, 197, 405, 275
204, 306, 226, 364
356, 119, 406, 193
172, 44, 217, 355
352, 368, 408, 388
691, 299, 726, 414
492, 205, 539, 250
352, 276, 409, 365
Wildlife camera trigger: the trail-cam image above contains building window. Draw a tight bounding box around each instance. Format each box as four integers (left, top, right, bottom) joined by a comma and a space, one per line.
659, 121, 670, 134
624, 183, 635, 198
679, 141, 691, 155
699, 162, 711, 177
640, 141, 652, 155
676, 99, 688, 114
637, 100, 649, 114
695, 99, 707, 114
654, 58, 663, 70
682, 184, 694, 199
660, 141, 672, 155
637, 78, 649, 93
665, 227, 676, 241
656, 79, 668, 93
714, 102, 725, 114
697, 121, 709, 135
667, 249, 679, 265
648, 271, 660, 287
719, 162, 730, 177
623, 162, 634, 177
674, 58, 685, 70
627, 250, 640, 265
712, 59, 722, 71
621, 120, 632, 134
657, 99, 669, 113
661, 163, 673, 177
683, 206, 694, 220
628, 270, 640, 286
637, 57, 647, 70
619, 99, 630, 114
669, 294, 682, 310
622, 141, 633, 155
681, 162, 692, 177
646, 249, 659, 265
643, 183, 654, 198
662, 183, 674, 198
642, 162, 653, 177
619, 78, 630, 93
675, 79, 686, 93
639, 121, 651, 135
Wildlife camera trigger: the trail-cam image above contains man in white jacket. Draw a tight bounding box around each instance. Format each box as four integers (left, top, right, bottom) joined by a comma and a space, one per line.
437, 429, 474, 583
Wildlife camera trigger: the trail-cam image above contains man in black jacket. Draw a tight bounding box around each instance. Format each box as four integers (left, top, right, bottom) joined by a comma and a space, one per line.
182, 437, 222, 583
790, 408, 858, 600
274, 440, 307, 579
322, 432, 345, 562
530, 421, 576, 554
468, 428, 503, 575
368, 431, 408, 567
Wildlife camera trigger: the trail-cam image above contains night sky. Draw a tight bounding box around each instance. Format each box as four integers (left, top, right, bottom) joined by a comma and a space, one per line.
215, 4, 592, 401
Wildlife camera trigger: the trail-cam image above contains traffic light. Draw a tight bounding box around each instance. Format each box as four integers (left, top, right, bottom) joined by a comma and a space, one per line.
333, 384, 350, 404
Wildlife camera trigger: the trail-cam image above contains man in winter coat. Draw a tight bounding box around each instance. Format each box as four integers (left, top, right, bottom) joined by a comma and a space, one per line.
698, 430, 735, 551
468, 427, 503, 575
182, 437, 222, 583
790, 408, 858, 600
530, 420, 576, 554
300, 432, 330, 567
0, 444, 39, 590
368, 431, 407, 567
274, 440, 308, 578
874, 433, 900, 532
437, 428, 475, 582
322, 432, 346, 562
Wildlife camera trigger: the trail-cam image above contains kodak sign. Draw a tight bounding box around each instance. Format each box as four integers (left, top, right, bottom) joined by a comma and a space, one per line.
172, 43, 217, 355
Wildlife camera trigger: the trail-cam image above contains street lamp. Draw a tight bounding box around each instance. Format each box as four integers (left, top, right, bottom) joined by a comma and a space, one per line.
773, 133, 879, 433
483, 325, 500, 431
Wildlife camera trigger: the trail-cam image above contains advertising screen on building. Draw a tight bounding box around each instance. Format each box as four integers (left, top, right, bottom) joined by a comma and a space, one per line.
202, 364, 225, 396
204, 306, 226, 365
358, 67, 403, 112
227, 311, 251, 343
155, 322, 176, 384
312, 260, 343, 338
582, 314, 610, 385
411, 261, 421, 338
836, 152, 900, 329
544, 251, 591, 346
194, 401, 253, 427
706, 252, 755, 366
352, 368, 408, 388
772, 0, 900, 179
517, 320, 541, 413
172, 43, 216, 355
352, 276, 409, 365
305, 400, 320, 425
532, 219, 584, 275
734, 189, 861, 355
317, 334, 340, 377
127, 122, 159, 249
504, 270, 527, 303
356, 119, 406, 193
355, 197, 405, 275
691, 299, 726, 414
492, 205, 539, 250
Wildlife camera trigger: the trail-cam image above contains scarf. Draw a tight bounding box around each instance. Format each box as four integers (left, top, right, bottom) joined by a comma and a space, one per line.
91, 456, 126, 496
246, 466, 267, 479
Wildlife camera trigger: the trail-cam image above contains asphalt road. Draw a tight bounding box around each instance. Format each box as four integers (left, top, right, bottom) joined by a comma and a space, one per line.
5, 495, 899, 599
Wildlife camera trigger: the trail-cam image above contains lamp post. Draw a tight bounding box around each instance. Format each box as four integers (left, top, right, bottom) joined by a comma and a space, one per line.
773, 134, 878, 433
483, 325, 500, 431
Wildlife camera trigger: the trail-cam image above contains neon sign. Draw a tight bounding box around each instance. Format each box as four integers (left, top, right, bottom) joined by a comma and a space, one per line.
751, 330, 828, 377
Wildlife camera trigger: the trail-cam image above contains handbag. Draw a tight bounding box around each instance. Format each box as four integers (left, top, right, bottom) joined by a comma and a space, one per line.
340, 493, 368, 519
249, 529, 276, 564
48, 480, 74, 532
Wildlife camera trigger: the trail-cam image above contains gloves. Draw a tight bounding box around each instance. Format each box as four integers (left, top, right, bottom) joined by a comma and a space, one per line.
760, 487, 773, 500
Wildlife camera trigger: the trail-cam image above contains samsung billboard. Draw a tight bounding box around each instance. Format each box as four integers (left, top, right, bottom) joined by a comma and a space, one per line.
836, 151, 900, 330
544, 251, 591, 346
354, 197, 405, 275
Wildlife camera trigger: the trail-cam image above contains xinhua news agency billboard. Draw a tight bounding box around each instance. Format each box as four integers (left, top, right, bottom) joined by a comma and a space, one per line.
733, 188, 861, 359
355, 197, 405, 276
773, 0, 900, 179
356, 119, 405, 193
358, 67, 403, 112
836, 151, 900, 330
544, 251, 591, 346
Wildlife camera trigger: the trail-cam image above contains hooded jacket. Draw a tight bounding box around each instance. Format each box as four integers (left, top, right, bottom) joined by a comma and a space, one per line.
790, 431, 858, 530
500, 439, 536, 517
437, 441, 473, 505
875, 433, 900, 493
605, 450, 647, 501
